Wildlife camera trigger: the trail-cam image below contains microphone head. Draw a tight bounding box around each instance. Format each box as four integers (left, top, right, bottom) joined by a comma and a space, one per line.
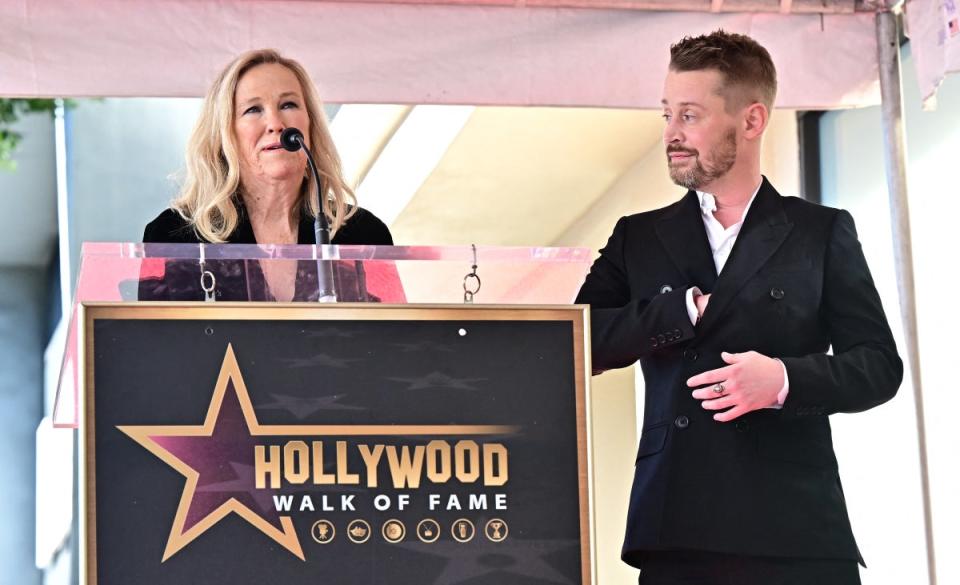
280, 127, 304, 152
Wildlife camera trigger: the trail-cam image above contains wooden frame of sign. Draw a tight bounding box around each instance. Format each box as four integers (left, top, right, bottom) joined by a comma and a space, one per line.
80, 303, 592, 585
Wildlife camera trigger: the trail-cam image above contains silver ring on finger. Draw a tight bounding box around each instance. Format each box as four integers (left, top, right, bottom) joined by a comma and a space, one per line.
712, 383, 725, 395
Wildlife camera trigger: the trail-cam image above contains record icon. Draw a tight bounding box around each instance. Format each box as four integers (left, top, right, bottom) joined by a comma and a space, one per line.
382, 519, 406, 543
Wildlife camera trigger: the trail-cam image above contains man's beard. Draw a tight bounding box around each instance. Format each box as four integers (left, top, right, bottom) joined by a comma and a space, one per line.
667, 129, 738, 190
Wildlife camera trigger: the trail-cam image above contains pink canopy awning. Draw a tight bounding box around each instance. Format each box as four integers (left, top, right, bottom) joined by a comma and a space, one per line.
1, 0, 879, 108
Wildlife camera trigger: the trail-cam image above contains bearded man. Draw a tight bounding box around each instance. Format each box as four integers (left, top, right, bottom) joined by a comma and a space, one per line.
576, 30, 902, 585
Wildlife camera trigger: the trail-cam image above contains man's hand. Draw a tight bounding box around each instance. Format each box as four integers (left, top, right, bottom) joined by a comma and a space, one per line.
687, 351, 784, 422
694, 292, 711, 320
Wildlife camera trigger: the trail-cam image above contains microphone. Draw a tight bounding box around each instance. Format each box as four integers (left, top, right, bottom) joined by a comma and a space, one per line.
280, 127, 336, 302
280, 126, 303, 153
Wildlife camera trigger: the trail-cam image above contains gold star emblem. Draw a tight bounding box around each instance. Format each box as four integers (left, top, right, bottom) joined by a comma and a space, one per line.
117, 345, 304, 561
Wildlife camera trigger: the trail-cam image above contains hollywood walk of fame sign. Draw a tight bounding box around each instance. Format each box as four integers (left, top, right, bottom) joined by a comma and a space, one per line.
81, 303, 591, 585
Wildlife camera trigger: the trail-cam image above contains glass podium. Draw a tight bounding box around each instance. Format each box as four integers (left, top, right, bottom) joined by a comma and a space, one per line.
53, 242, 593, 428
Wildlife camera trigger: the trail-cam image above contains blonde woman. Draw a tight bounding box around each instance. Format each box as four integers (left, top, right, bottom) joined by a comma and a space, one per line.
142, 49, 391, 301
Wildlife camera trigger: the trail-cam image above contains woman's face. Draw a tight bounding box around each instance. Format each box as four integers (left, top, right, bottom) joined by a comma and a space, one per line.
233, 63, 311, 187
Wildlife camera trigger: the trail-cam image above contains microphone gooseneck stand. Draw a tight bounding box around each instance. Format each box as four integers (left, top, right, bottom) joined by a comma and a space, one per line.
281, 127, 337, 302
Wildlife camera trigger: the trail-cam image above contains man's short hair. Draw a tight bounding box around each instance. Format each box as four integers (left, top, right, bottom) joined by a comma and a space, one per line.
669, 30, 777, 111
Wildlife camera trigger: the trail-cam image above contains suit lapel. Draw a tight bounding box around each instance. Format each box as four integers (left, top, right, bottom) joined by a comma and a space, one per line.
697, 178, 794, 338
655, 191, 718, 292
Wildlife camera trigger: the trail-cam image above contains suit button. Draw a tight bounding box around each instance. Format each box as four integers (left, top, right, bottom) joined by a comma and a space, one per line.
660, 284, 673, 294
673, 329, 681, 337
657, 334, 666, 344
770, 287, 785, 300
674, 415, 689, 429
650, 337, 659, 348
684, 349, 699, 361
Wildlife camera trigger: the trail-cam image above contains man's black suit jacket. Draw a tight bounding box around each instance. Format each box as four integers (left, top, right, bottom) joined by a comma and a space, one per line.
575, 178, 902, 568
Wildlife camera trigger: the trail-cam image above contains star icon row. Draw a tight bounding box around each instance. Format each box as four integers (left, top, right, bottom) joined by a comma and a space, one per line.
309, 518, 509, 545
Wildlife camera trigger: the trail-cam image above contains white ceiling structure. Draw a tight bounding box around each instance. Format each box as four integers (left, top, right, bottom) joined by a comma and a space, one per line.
389, 107, 669, 246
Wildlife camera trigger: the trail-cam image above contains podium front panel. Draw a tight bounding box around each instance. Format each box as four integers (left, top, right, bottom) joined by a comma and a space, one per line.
83, 303, 592, 585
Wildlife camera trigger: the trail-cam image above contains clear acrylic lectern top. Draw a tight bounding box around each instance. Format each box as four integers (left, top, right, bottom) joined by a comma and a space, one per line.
54, 242, 593, 427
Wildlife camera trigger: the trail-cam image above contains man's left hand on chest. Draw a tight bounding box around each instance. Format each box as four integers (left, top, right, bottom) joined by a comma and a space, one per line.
687, 351, 784, 422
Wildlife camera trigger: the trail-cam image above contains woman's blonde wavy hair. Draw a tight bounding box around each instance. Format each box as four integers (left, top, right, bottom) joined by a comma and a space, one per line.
172, 49, 356, 243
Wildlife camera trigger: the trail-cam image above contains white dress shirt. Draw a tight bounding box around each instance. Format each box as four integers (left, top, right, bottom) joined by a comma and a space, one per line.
683, 183, 790, 407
